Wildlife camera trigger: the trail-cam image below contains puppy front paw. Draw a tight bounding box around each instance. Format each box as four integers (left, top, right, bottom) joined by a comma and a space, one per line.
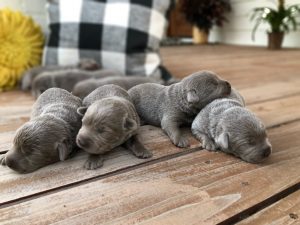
133, 148, 153, 159
194, 132, 217, 151
173, 136, 190, 148
125, 136, 153, 159
84, 155, 104, 170
202, 138, 217, 151
0, 154, 6, 166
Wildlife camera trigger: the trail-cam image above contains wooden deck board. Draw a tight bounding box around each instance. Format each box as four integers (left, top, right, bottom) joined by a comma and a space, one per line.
238, 191, 300, 225
0, 45, 300, 224
0, 121, 299, 224
0, 126, 201, 205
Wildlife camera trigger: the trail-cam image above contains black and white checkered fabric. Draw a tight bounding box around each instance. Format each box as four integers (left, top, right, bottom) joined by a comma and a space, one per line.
43, 0, 173, 79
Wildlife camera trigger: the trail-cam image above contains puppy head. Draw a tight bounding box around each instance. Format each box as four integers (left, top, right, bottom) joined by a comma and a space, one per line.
216, 111, 272, 163
78, 59, 100, 71
182, 71, 231, 109
76, 98, 138, 154
5, 118, 72, 173
31, 74, 52, 98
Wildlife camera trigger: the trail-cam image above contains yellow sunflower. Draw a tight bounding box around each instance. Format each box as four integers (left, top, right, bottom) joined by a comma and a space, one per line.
0, 8, 44, 91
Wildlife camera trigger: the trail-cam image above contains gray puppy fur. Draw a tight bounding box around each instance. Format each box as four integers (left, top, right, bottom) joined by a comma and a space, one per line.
72, 76, 163, 99
128, 70, 231, 148
31, 69, 123, 98
21, 58, 100, 91
76, 84, 152, 170
191, 88, 272, 163
0, 88, 82, 173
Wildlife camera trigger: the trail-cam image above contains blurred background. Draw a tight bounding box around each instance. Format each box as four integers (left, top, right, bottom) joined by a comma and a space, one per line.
1, 0, 299, 47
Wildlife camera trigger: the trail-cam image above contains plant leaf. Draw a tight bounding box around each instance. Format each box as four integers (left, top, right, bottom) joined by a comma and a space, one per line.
252, 18, 263, 41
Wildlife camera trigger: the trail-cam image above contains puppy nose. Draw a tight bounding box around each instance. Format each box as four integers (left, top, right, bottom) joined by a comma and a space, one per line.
225, 81, 231, 89
5, 156, 16, 169
77, 137, 89, 148
223, 81, 231, 95
263, 147, 271, 158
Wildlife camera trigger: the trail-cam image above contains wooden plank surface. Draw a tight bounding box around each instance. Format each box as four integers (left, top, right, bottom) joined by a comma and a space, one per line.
240, 77, 300, 104
0, 126, 201, 205
238, 191, 300, 225
162, 45, 300, 83
247, 95, 300, 128
0, 121, 299, 224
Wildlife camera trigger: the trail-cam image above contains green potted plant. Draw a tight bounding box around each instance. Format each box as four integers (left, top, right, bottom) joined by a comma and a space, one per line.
251, 0, 300, 49
181, 0, 231, 44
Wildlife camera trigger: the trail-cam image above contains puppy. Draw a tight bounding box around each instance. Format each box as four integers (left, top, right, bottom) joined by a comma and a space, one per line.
128, 70, 231, 148
21, 58, 100, 91
31, 69, 123, 98
0, 88, 82, 173
191, 88, 272, 163
73, 76, 163, 99
77, 84, 152, 170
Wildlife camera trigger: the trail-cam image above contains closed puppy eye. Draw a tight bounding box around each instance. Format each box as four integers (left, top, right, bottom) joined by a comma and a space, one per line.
207, 80, 218, 86
212, 80, 218, 86
248, 139, 256, 145
96, 127, 103, 133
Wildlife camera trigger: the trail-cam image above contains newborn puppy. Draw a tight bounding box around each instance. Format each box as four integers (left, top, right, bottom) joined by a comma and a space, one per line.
128, 70, 231, 148
77, 84, 152, 170
73, 76, 163, 99
0, 88, 82, 173
191, 88, 272, 163
32, 69, 123, 98
21, 58, 100, 91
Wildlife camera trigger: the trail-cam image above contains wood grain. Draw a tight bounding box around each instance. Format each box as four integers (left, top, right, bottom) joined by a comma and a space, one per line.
240, 77, 300, 104
0, 121, 299, 224
0, 126, 201, 205
248, 95, 300, 128
162, 45, 300, 88
238, 191, 300, 225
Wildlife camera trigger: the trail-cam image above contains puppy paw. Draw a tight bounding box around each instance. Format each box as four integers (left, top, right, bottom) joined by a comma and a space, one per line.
84, 155, 104, 170
132, 148, 153, 159
173, 136, 190, 148
194, 133, 217, 151
202, 139, 217, 151
0, 155, 6, 166
124, 135, 153, 159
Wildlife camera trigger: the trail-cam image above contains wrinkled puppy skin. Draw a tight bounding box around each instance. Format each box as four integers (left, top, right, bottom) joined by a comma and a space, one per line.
20, 58, 100, 91
191, 88, 272, 163
77, 84, 152, 170
31, 69, 123, 98
73, 76, 163, 99
128, 70, 231, 148
0, 88, 82, 173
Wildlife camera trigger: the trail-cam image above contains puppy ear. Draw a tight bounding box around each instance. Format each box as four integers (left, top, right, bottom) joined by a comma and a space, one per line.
56, 140, 69, 161
123, 117, 138, 132
216, 133, 229, 149
187, 90, 200, 103
77, 107, 87, 116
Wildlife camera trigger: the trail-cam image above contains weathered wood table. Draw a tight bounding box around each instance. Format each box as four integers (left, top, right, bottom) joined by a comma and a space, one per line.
0, 45, 299, 224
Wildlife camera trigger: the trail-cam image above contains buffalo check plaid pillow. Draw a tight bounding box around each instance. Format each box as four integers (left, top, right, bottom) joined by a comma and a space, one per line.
43, 0, 173, 80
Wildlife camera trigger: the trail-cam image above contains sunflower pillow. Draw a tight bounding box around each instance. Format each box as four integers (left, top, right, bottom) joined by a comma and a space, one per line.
0, 8, 44, 91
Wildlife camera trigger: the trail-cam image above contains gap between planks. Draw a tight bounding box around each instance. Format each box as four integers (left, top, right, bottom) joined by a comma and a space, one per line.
0, 120, 299, 224
0, 147, 202, 209
217, 182, 300, 225
1, 118, 299, 212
